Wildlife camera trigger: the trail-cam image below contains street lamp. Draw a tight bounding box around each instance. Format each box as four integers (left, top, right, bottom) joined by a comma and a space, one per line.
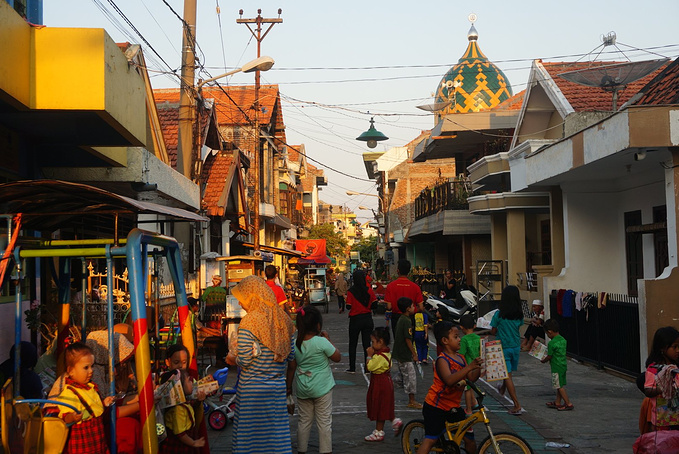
197, 56, 275, 88
356, 117, 389, 149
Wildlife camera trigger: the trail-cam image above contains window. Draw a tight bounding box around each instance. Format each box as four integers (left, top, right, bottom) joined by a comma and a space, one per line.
653, 205, 669, 276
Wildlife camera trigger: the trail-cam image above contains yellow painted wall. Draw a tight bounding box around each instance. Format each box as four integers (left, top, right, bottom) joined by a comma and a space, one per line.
32, 28, 105, 109
0, 1, 31, 108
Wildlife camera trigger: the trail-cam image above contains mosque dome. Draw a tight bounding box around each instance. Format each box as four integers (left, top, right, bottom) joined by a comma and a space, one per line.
435, 21, 513, 116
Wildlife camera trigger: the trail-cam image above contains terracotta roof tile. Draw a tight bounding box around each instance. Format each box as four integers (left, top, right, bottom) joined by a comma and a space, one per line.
155, 100, 179, 170
200, 151, 236, 217
541, 61, 668, 111
201, 85, 282, 126
495, 90, 525, 110
632, 58, 679, 106
287, 145, 301, 162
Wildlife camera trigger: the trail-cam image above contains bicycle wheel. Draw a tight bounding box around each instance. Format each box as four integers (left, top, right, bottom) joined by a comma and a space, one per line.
401, 419, 426, 454
478, 432, 533, 454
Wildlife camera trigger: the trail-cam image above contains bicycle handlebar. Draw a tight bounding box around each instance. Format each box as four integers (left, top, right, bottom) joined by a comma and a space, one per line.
465, 380, 485, 407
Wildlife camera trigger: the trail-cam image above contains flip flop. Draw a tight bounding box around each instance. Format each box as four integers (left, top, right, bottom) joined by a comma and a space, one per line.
557, 403, 574, 411
508, 408, 523, 415
546, 401, 559, 409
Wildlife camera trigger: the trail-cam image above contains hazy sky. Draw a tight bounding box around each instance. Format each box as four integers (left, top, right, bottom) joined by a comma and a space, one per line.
45, 1, 679, 220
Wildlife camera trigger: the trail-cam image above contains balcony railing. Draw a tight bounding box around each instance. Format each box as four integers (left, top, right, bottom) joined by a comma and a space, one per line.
415, 177, 471, 220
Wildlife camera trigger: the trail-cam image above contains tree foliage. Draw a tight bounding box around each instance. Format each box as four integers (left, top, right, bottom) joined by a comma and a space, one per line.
351, 235, 378, 266
307, 223, 348, 257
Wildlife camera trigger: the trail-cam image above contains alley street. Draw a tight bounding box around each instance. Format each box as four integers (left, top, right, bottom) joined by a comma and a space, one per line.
207, 301, 641, 453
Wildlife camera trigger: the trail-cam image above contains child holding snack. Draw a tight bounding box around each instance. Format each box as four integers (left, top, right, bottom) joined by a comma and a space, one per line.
542, 319, 573, 411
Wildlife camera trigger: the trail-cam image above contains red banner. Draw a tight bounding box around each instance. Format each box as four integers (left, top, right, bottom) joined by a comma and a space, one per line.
295, 239, 330, 264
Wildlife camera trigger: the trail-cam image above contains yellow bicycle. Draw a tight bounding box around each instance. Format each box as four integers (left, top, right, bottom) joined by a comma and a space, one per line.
401, 381, 533, 454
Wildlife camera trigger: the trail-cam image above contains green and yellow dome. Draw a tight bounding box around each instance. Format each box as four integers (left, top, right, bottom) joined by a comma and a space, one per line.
435, 22, 513, 116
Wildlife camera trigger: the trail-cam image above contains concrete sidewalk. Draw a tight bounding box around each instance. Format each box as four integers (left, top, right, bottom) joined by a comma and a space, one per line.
207, 304, 642, 453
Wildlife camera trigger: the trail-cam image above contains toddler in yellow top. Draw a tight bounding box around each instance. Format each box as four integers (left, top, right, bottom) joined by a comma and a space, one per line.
53, 342, 113, 454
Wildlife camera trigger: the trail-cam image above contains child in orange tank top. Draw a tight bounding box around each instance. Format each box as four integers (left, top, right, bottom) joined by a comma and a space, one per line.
417, 321, 482, 454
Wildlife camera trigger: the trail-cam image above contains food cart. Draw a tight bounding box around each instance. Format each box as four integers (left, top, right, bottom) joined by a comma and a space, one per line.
304, 267, 329, 313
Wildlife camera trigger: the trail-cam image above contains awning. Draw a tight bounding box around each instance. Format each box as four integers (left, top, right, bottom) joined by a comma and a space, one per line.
290, 256, 332, 265
0, 179, 207, 230
267, 214, 292, 229
240, 241, 304, 257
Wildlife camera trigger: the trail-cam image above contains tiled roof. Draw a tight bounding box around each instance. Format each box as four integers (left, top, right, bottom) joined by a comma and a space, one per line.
495, 90, 525, 111
541, 61, 668, 111
155, 101, 179, 170
287, 145, 301, 163
201, 85, 282, 127
153, 88, 219, 170
201, 151, 236, 217
631, 58, 679, 106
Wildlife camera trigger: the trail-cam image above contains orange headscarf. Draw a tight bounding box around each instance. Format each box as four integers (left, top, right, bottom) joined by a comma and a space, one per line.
231, 275, 295, 362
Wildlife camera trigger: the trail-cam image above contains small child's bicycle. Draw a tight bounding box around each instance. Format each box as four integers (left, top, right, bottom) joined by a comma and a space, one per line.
401, 380, 533, 454
202, 366, 238, 431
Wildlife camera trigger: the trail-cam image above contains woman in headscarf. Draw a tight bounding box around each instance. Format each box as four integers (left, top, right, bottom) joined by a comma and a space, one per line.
345, 269, 377, 374
226, 275, 296, 454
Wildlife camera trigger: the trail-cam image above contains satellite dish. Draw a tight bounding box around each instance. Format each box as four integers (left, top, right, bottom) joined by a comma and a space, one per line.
416, 101, 452, 112
557, 58, 669, 110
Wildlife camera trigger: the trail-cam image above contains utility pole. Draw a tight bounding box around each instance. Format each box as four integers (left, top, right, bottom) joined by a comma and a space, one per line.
177, 0, 197, 180
237, 8, 282, 251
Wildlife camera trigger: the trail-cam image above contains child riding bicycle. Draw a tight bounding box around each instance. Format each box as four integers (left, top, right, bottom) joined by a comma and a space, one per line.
417, 321, 482, 454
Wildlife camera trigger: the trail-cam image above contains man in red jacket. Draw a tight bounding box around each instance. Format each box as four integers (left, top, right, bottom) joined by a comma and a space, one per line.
384, 260, 424, 335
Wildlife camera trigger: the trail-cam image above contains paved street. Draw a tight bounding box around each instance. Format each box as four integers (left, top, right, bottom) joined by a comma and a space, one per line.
206, 300, 641, 453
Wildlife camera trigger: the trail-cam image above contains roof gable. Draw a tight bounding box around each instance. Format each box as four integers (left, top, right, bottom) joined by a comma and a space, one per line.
630, 57, 679, 106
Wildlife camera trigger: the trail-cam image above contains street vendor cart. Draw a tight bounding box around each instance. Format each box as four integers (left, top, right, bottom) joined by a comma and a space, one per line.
304, 266, 329, 313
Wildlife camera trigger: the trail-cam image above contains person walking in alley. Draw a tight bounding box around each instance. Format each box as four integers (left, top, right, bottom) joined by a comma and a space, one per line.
335, 270, 348, 314
384, 260, 423, 336
490, 285, 524, 415
346, 269, 377, 374
392, 297, 422, 409
542, 319, 574, 411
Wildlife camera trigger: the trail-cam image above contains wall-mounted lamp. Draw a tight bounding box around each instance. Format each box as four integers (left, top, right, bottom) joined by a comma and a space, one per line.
356, 117, 388, 149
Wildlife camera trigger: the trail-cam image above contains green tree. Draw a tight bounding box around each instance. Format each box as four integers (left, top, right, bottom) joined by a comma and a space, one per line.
351, 235, 378, 266
308, 223, 348, 257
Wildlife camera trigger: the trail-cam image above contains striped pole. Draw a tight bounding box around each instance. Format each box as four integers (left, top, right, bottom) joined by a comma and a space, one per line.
55, 257, 71, 376
122, 233, 157, 454
167, 247, 197, 377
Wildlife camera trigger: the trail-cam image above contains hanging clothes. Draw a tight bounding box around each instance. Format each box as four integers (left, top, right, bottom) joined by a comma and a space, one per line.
575, 292, 583, 311
562, 290, 575, 318
598, 292, 608, 308
556, 289, 566, 316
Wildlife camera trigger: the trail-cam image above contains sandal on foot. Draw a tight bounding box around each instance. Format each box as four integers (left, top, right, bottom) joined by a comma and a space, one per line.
557, 403, 574, 411
546, 401, 559, 409
407, 402, 423, 409
365, 430, 385, 442
508, 408, 523, 415
392, 418, 403, 436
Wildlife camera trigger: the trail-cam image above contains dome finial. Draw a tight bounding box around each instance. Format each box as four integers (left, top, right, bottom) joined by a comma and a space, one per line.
467, 13, 478, 41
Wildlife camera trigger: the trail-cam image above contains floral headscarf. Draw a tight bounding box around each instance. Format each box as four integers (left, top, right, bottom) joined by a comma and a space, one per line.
231, 275, 294, 362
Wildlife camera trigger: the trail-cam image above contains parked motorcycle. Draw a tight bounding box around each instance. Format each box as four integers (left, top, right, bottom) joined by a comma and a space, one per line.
423, 289, 477, 324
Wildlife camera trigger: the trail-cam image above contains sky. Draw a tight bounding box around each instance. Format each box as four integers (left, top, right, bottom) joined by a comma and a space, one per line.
45, 0, 679, 221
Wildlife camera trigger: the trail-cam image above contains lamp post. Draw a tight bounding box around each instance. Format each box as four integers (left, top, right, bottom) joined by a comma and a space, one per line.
197, 56, 275, 88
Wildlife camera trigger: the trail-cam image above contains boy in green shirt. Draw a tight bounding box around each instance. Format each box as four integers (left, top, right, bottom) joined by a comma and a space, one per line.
542, 318, 574, 411
458, 314, 481, 414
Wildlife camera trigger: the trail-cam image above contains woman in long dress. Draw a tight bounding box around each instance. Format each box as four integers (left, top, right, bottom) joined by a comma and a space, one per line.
226, 275, 296, 454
